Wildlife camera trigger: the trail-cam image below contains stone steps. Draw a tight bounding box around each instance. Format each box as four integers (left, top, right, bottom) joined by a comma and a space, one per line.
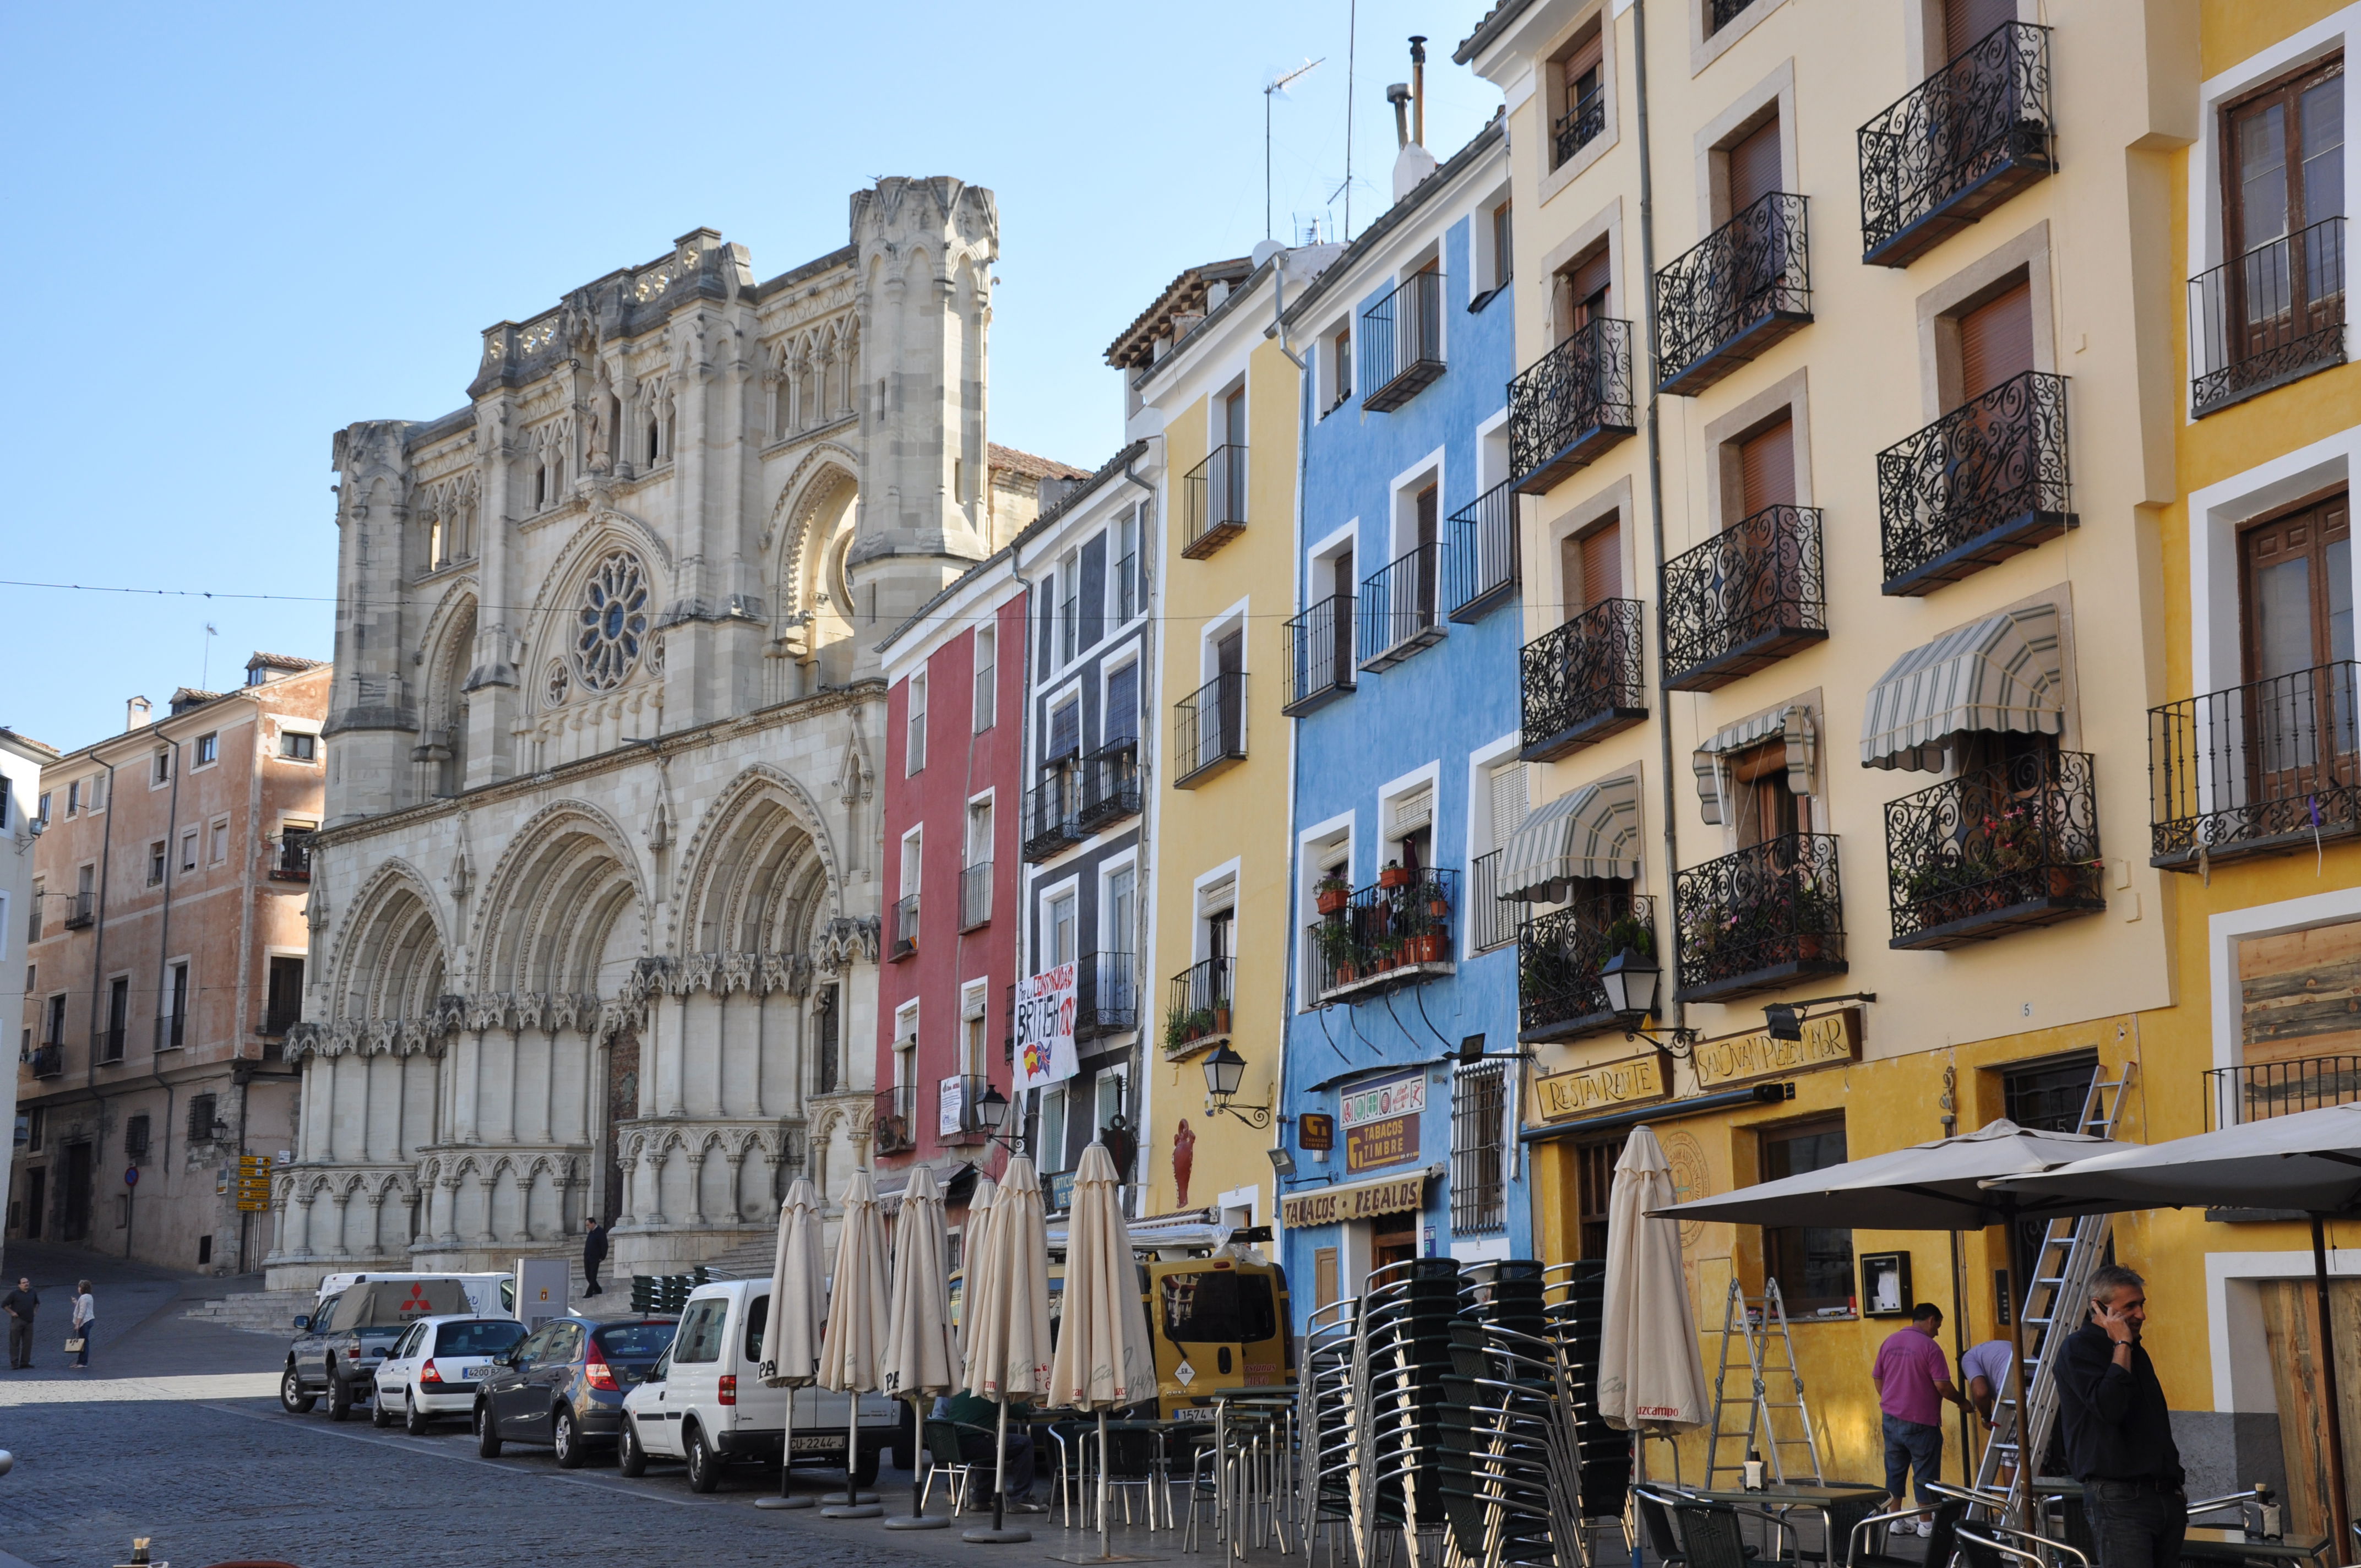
182, 1288, 315, 1337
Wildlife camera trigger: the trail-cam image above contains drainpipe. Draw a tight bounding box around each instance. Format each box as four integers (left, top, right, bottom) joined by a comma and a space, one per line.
145, 740, 183, 1257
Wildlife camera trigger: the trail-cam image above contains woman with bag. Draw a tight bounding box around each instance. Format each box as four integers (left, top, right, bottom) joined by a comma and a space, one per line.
68, 1280, 94, 1370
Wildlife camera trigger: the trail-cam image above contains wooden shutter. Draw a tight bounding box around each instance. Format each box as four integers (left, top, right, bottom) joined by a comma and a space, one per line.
1738, 415, 1797, 518
2242, 493, 2353, 682
1960, 280, 2036, 400
1727, 117, 1782, 216
1577, 520, 1623, 612
1560, 30, 1603, 97
1944, 0, 2016, 64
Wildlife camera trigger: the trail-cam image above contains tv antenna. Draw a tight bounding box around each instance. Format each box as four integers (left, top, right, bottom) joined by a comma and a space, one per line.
1266, 57, 1325, 242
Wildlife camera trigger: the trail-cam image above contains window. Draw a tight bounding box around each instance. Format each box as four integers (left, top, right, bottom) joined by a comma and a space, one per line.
152, 750, 171, 785
187, 1092, 217, 1143
1942, 0, 2014, 63
124, 1114, 151, 1159
973, 627, 997, 732
1562, 516, 1623, 620
1095, 1067, 1125, 1139
1738, 414, 1797, 517
1160, 1269, 1277, 1343
960, 985, 989, 1077
1483, 200, 1515, 302
1104, 663, 1140, 748
24, 1106, 42, 1152
900, 828, 923, 900
165, 962, 189, 1048
1724, 113, 1783, 221
966, 798, 993, 866
1958, 279, 2034, 404
1761, 1119, 1853, 1313
905, 672, 927, 774
104, 976, 129, 1061
147, 842, 167, 888
26, 882, 39, 943
893, 1005, 917, 1081
194, 733, 219, 766
210, 818, 229, 864
1036, 1083, 1069, 1172
36, 792, 49, 826
66, 781, 80, 817
1551, 26, 1606, 169
45, 995, 65, 1048
2240, 493, 2352, 690
1048, 890, 1078, 967
0, 778, 10, 831
743, 1294, 770, 1362
1450, 1059, 1509, 1234
1556, 246, 1613, 344
1059, 550, 1080, 664
282, 732, 317, 761
812, 984, 840, 1095
1329, 324, 1353, 411
264, 955, 304, 1035
1727, 737, 1809, 848
2223, 58, 2345, 265
1117, 509, 1142, 622
180, 831, 198, 873
672, 1298, 728, 1364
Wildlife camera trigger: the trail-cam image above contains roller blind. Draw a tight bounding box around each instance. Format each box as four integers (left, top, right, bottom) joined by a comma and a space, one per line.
1739, 415, 1797, 517
1960, 280, 2034, 401
1728, 116, 1782, 214
1945, 0, 2016, 63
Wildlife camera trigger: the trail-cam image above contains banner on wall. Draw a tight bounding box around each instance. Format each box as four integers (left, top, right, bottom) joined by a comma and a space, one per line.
1013, 962, 1080, 1092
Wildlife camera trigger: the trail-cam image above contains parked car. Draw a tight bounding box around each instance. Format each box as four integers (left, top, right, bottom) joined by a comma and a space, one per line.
472, 1314, 677, 1468
372, 1316, 529, 1435
614, 1279, 901, 1493
281, 1278, 476, 1420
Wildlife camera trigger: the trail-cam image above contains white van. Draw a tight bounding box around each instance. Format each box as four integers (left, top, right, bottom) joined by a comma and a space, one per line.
313, 1271, 513, 1319
617, 1278, 902, 1494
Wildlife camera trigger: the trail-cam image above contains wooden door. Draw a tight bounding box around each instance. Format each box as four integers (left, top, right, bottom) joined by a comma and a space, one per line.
1739, 415, 1797, 519
2259, 1278, 2361, 1534
2240, 493, 2355, 799
1562, 519, 1623, 619
2223, 62, 2346, 362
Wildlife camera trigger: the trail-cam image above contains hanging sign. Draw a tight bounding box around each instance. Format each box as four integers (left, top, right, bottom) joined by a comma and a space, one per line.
939, 1076, 967, 1138
1691, 1007, 1863, 1090
1013, 962, 1080, 1091
1530, 1050, 1671, 1123
1279, 1167, 1435, 1228
1340, 1071, 1424, 1174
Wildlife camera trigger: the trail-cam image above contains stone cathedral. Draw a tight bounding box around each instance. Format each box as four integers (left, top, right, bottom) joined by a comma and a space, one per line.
273, 178, 1057, 1287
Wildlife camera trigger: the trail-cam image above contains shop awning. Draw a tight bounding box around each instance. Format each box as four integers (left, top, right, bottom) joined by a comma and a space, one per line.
1693, 704, 1816, 825
1277, 1166, 1442, 1229
1498, 776, 1642, 901
1860, 605, 2064, 771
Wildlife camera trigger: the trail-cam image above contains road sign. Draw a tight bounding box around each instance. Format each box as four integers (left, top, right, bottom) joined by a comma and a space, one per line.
124, 1167, 138, 1186
235, 1153, 274, 1213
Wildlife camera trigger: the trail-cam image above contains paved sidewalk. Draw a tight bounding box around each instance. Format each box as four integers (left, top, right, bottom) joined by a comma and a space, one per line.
0, 1239, 285, 1381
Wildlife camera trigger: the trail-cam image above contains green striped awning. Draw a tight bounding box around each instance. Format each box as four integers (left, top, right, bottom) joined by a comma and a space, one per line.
1498, 776, 1642, 901
1692, 704, 1817, 825
1860, 606, 2064, 771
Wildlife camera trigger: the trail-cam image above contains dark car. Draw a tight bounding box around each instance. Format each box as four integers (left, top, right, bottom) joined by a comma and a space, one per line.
473, 1315, 677, 1469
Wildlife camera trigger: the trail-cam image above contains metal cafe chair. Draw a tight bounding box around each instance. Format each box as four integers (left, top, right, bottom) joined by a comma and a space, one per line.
1847, 1496, 1968, 1568
921, 1418, 988, 1515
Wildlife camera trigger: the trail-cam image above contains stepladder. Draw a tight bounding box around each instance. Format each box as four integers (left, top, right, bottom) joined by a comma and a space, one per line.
1705, 1277, 1823, 1489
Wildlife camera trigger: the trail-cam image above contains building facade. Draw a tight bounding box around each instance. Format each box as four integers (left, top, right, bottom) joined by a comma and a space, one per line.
1, 725, 60, 1265
12, 656, 327, 1271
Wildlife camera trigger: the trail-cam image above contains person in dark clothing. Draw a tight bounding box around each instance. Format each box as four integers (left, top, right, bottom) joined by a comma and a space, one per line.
2056, 1264, 2185, 1568
582, 1217, 608, 1298
2, 1278, 36, 1369
931, 1390, 1043, 1509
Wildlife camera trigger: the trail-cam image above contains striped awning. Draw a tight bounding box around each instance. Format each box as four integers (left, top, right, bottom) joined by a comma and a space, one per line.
1693, 704, 1817, 825
1498, 775, 1642, 901
1860, 606, 2064, 771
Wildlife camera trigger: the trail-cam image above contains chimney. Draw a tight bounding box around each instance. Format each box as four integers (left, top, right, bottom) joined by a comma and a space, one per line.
1388, 83, 1411, 150
1410, 36, 1427, 149
126, 695, 151, 732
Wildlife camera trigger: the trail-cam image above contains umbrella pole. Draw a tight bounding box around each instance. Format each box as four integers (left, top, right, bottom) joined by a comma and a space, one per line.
1100, 1407, 1113, 1559
2314, 1216, 2352, 1554
755, 1382, 817, 1509
885, 1392, 952, 1529
962, 1395, 1033, 1543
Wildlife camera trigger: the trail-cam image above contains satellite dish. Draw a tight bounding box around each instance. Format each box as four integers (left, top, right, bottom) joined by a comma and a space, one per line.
1251, 239, 1285, 268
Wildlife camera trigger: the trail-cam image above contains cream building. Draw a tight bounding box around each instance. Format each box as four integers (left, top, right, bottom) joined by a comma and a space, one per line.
276, 178, 1062, 1288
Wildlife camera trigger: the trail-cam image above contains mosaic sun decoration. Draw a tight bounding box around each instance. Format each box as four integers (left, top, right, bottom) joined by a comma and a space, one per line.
574, 551, 651, 691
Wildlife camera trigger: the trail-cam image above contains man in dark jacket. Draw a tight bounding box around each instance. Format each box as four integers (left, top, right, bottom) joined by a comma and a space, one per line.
582, 1217, 608, 1298
2, 1278, 36, 1369
2057, 1264, 2184, 1568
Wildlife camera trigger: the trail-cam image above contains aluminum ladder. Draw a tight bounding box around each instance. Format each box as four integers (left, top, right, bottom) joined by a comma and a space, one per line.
1704, 1277, 1823, 1488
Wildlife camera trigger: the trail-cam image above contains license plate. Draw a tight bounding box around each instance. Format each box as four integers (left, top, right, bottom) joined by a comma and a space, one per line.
463, 1366, 487, 1378
791, 1435, 847, 1454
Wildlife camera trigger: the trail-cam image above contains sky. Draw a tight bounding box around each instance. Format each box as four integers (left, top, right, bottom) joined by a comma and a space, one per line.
0, 1, 1506, 754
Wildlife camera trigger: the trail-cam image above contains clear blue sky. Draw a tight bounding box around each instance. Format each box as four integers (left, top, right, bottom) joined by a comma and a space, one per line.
1, 2, 1503, 754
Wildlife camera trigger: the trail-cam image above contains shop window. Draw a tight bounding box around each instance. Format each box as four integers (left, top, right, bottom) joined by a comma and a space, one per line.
1760, 1118, 1853, 1313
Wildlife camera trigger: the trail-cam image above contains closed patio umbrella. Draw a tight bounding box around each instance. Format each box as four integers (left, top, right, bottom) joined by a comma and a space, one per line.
1046, 1142, 1158, 1564
1601, 1127, 1711, 1434
961, 1153, 1054, 1544
755, 1178, 829, 1511
820, 1167, 892, 1516
882, 1165, 959, 1531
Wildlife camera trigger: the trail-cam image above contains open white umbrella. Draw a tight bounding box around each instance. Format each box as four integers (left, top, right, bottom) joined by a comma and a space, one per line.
1601, 1127, 1710, 1434
755, 1178, 828, 1511
961, 1153, 1054, 1544
1047, 1143, 1158, 1562
881, 1166, 959, 1531
820, 1167, 891, 1516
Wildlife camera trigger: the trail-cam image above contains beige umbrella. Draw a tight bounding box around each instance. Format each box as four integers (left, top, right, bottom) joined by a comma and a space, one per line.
961, 1153, 1054, 1544
755, 1178, 829, 1511
820, 1167, 891, 1516
882, 1165, 958, 1531
1047, 1142, 1157, 1562
1600, 1127, 1710, 1495
956, 1175, 999, 1362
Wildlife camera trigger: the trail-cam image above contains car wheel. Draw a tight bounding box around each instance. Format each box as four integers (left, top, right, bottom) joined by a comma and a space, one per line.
618, 1414, 649, 1478
279, 1365, 316, 1415
475, 1400, 503, 1458
406, 1395, 433, 1438
553, 1406, 590, 1469
327, 1370, 354, 1422
371, 1389, 395, 1428
850, 1440, 881, 1488
684, 1424, 721, 1494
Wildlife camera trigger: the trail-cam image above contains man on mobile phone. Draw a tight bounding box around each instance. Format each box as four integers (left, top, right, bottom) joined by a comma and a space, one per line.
2058, 1265, 2185, 1568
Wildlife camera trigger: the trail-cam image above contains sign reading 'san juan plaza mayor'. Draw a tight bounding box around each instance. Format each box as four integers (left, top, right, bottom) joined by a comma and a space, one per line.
1691, 1007, 1863, 1089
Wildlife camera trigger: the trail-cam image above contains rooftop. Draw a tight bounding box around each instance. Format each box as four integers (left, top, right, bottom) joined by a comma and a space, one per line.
1104, 258, 1255, 371
987, 443, 1089, 484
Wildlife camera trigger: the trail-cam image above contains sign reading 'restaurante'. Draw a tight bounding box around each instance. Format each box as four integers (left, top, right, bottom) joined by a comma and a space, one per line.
1013, 963, 1079, 1091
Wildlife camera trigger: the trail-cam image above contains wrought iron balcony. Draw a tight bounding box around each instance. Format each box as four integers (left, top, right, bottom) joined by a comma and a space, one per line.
1877, 369, 2075, 596
1077, 951, 1140, 1040
1076, 744, 1142, 832
155, 1013, 186, 1051
62, 890, 95, 930
1858, 22, 2056, 268
1519, 599, 1647, 763
1662, 505, 1828, 692
1467, 850, 1523, 954
1283, 595, 1357, 716
2148, 662, 2361, 871
1308, 867, 1457, 1006
1358, 543, 1445, 671
1518, 894, 1657, 1043
959, 861, 993, 931
874, 1084, 918, 1156
262, 1005, 302, 1038
1360, 270, 1446, 412
2191, 217, 2348, 416
1508, 318, 1636, 494
29, 1044, 61, 1079
1653, 193, 1810, 397
1885, 749, 2103, 950
938, 1075, 993, 1147
1673, 832, 1847, 1003
1445, 481, 1520, 623
888, 894, 920, 961
1163, 956, 1235, 1060
273, 832, 315, 881
1022, 775, 1083, 862
1173, 672, 1248, 788
93, 1023, 126, 1064
1553, 86, 1605, 170
2208, 1054, 2361, 1130
1181, 444, 1248, 559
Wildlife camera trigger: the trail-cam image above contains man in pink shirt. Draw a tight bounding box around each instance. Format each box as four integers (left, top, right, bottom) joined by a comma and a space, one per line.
1871, 1303, 1971, 1532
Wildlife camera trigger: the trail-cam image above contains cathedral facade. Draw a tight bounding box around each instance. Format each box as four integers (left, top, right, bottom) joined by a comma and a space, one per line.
272, 178, 1058, 1288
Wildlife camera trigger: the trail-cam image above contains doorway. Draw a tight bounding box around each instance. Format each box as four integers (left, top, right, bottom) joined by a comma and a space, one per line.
603, 1033, 640, 1227
62, 1142, 93, 1242
22, 1168, 43, 1240
1372, 1223, 1419, 1274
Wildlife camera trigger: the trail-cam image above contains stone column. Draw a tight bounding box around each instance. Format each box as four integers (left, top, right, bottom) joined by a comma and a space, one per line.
327, 1191, 353, 1259
436, 1177, 462, 1246
473, 1174, 498, 1245
365, 1191, 387, 1260
683, 1151, 707, 1226
725, 1145, 750, 1226
288, 1190, 315, 1260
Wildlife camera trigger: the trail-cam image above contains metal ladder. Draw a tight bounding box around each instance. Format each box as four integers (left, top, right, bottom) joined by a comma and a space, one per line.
1972, 1064, 2135, 1517
1705, 1277, 1824, 1488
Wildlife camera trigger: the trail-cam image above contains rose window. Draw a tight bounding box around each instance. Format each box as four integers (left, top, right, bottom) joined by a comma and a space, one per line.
574, 551, 650, 691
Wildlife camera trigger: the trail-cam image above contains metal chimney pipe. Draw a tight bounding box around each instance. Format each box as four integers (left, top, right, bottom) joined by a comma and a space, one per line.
1409, 36, 1427, 148
1387, 83, 1411, 149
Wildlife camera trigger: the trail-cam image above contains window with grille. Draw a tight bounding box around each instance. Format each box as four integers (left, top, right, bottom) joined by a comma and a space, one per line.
187, 1093, 218, 1144
1450, 1061, 1509, 1234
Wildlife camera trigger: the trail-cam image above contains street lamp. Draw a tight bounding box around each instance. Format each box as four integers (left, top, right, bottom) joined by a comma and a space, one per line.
1201, 1044, 1274, 1129
973, 1083, 1024, 1155
1601, 946, 1699, 1054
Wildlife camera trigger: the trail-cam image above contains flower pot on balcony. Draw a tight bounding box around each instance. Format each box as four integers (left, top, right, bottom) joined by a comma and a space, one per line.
1316, 889, 1349, 915
1427, 899, 1449, 919
1794, 934, 1830, 962
1379, 865, 1411, 889
2045, 865, 2082, 900
1336, 965, 1355, 987
1212, 1005, 1231, 1035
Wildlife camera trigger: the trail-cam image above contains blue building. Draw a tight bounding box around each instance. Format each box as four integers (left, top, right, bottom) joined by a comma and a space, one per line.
1272, 119, 1530, 1321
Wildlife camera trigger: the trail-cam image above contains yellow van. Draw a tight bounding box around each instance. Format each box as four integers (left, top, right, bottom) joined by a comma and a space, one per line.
1146, 1255, 1292, 1419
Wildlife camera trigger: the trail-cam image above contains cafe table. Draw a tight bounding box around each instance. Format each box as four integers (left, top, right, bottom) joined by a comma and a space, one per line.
1689, 1482, 1895, 1562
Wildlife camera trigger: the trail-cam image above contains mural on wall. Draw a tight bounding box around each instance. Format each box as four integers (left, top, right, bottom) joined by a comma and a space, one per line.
1172, 1118, 1196, 1208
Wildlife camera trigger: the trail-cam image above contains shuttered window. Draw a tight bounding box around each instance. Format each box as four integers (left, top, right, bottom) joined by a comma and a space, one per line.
1739, 415, 1797, 518
1390, 785, 1435, 836
1944, 0, 2016, 64
1727, 116, 1782, 216
1565, 519, 1622, 616
1960, 280, 2036, 401
1103, 663, 1139, 746
1487, 761, 1529, 854
1048, 699, 1080, 762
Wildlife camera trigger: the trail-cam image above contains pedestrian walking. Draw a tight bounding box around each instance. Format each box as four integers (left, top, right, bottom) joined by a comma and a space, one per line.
2058, 1265, 2185, 1568
2, 1277, 37, 1369
68, 1279, 95, 1370
582, 1216, 608, 1298
1870, 1302, 1971, 1532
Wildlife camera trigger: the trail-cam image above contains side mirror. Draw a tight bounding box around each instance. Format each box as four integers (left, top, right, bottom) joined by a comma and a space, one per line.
291, 1315, 310, 1332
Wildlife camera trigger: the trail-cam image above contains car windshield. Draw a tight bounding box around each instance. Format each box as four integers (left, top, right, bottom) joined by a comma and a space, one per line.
593, 1321, 677, 1361
434, 1320, 527, 1357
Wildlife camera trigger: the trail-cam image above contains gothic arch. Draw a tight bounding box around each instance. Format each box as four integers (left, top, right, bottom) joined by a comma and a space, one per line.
519, 512, 671, 711
469, 800, 648, 999
327, 859, 450, 1026
666, 764, 843, 956
763, 445, 859, 603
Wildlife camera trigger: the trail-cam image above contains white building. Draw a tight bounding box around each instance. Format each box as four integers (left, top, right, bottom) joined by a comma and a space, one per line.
0, 726, 58, 1262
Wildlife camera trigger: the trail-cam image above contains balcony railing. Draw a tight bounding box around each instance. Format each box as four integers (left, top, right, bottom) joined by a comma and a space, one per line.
1519, 599, 1647, 763
874, 1085, 918, 1156
1163, 956, 1234, 1059
1662, 505, 1829, 692
1508, 318, 1636, 494
30, 1044, 62, 1079
1858, 22, 2056, 267
1877, 369, 2075, 596
1358, 543, 1445, 671
1078, 951, 1140, 1040
62, 891, 95, 930
1445, 481, 1521, 623
1467, 850, 1524, 954
2208, 1054, 2361, 1130
2191, 217, 2348, 416
94, 1024, 126, 1065
938, 1075, 992, 1147
2148, 662, 2361, 871
1653, 193, 1811, 396
1022, 775, 1083, 862
1308, 868, 1457, 1005
1173, 672, 1248, 788
1519, 894, 1657, 1043
1283, 595, 1357, 716
1674, 832, 1847, 1003
1181, 444, 1248, 559
1076, 745, 1143, 832
889, 894, 920, 961
1361, 270, 1446, 412
1885, 748, 2104, 950
273, 834, 315, 881
155, 1013, 186, 1051
1553, 86, 1606, 170
960, 861, 992, 930
262, 1004, 302, 1037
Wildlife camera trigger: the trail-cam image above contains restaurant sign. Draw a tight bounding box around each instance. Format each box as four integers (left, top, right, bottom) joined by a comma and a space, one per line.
1691, 1006, 1863, 1090
1279, 1167, 1435, 1229
1530, 1050, 1671, 1123
1340, 1071, 1425, 1174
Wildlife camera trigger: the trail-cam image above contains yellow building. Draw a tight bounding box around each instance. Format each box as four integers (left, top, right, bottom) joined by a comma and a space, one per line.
1109, 244, 1336, 1231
